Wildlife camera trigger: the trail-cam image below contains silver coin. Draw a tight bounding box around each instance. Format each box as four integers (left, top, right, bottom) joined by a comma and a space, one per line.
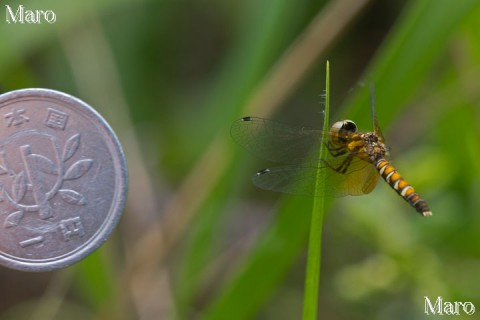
0, 88, 127, 271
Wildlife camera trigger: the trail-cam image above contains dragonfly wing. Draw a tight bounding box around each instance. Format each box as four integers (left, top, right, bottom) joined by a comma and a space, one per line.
253, 164, 321, 197
328, 157, 380, 195
231, 117, 324, 164
252, 155, 379, 197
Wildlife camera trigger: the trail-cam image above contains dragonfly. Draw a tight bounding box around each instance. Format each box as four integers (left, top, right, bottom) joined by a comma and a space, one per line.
231, 98, 432, 217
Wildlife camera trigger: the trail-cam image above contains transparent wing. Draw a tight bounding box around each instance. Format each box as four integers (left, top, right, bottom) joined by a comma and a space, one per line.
231, 117, 324, 164
253, 156, 380, 197
232, 116, 381, 197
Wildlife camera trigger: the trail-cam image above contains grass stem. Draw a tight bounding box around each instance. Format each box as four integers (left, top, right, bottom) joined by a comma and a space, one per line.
302, 60, 330, 320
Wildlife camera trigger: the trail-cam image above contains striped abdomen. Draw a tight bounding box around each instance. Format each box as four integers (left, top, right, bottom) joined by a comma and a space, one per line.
376, 159, 432, 217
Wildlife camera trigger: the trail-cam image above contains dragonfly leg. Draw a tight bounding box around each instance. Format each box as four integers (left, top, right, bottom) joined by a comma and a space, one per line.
322, 153, 353, 174
325, 141, 347, 157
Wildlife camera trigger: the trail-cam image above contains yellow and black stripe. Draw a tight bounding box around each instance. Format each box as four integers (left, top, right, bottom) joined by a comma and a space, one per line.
376, 159, 432, 217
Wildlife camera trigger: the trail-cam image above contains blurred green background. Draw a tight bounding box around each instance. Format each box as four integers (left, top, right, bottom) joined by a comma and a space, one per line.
0, 0, 480, 319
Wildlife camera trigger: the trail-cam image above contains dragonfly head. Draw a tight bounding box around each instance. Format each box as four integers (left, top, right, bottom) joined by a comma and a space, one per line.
329, 120, 358, 145
331, 120, 357, 133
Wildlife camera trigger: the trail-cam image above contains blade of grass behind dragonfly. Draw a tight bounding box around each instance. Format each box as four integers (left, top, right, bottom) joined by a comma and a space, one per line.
302, 61, 330, 319
343, 0, 480, 124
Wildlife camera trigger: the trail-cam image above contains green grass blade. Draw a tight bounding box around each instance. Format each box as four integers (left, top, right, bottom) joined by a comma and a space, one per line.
174, 0, 311, 316
302, 61, 330, 320
181, 1, 480, 319
344, 0, 479, 124
201, 197, 312, 320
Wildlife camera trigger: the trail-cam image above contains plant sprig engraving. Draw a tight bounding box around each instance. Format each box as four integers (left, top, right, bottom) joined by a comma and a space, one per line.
1, 133, 93, 228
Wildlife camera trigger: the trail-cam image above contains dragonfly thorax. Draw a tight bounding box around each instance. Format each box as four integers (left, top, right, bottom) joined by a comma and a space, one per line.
361, 132, 388, 163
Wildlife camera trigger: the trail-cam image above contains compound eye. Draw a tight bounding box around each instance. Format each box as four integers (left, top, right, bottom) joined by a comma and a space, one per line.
341, 120, 357, 133
331, 121, 344, 131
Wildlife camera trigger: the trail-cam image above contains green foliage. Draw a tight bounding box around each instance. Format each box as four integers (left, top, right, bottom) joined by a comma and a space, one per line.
302, 61, 329, 320
1, 0, 480, 319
